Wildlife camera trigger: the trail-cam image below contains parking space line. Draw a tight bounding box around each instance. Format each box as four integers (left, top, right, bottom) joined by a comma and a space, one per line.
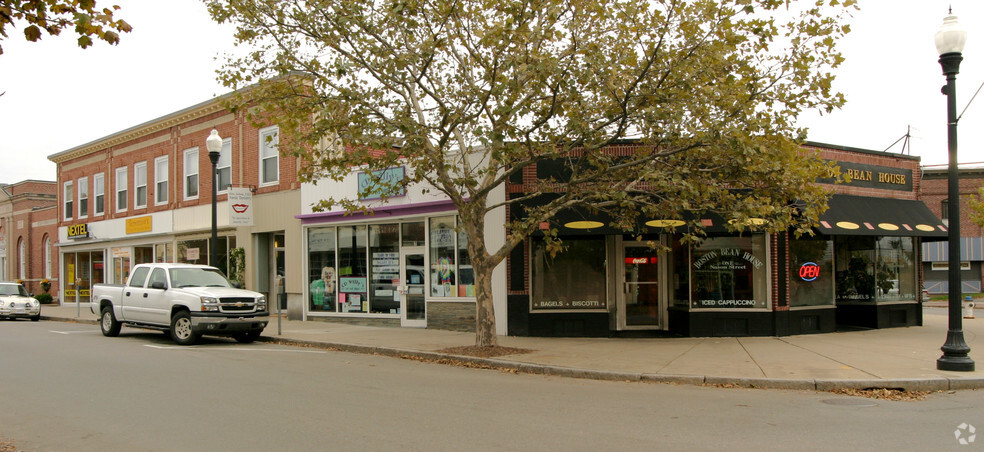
144, 344, 330, 354
49, 330, 99, 335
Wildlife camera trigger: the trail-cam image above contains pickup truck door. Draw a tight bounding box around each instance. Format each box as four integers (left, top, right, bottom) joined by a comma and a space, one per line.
120, 266, 152, 323
142, 268, 171, 325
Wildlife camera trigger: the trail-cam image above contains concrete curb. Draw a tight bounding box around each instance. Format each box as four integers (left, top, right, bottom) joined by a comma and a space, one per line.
42, 316, 984, 392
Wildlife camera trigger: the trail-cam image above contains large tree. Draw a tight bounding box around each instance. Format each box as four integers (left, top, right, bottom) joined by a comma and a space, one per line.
0, 0, 131, 54
208, 0, 853, 347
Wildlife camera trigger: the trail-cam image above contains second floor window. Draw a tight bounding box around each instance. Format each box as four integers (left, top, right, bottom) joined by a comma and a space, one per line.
78, 177, 88, 218
259, 126, 279, 185
116, 167, 128, 212
155, 156, 168, 205
94, 173, 105, 215
185, 148, 199, 200
63, 181, 73, 220
218, 138, 232, 192
135, 161, 148, 209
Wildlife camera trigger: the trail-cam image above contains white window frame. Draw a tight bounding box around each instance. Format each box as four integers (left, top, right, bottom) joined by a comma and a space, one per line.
184, 147, 200, 200
115, 166, 128, 213
77, 176, 88, 219
259, 125, 280, 187
155, 155, 169, 206
94, 173, 105, 216
63, 180, 73, 221
134, 161, 148, 209
217, 137, 232, 194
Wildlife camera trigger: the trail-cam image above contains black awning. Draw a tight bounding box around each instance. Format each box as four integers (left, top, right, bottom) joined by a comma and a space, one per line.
816, 195, 947, 238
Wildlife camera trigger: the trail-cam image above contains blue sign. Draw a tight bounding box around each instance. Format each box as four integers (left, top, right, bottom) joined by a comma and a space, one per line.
358, 167, 406, 200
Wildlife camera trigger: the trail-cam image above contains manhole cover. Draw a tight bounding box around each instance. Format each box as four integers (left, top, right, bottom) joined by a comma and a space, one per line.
821, 398, 878, 407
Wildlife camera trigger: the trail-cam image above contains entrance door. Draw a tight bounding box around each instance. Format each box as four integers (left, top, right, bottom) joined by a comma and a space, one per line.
619, 244, 663, 329
273, 233, 286, 310
400, 246, 426, 327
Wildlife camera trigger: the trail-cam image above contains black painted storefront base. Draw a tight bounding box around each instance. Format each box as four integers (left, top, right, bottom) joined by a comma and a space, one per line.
508, 295, 920, 338
836, 303, 922, 329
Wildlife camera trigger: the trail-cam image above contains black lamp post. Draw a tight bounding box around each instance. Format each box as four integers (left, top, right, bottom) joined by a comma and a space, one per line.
935, 12, 974, 372
206, 129, 223, 268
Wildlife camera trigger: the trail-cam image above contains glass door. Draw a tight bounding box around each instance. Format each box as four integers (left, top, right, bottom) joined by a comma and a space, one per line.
619, 243, 663, 329
400, 246, 426, 327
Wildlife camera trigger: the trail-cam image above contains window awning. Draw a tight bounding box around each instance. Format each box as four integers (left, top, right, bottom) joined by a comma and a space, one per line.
816, 195, 947, 238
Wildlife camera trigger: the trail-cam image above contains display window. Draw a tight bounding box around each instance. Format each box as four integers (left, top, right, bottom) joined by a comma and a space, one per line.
429, 216, 473, 297
835, 236, 917, 304
690, 235, 769, 309
62, 250, 104, 303
789, 237, 835, 307
530, 237, 607, 311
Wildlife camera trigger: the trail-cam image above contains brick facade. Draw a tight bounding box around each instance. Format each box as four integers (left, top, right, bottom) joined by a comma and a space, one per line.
0, 180, 58, 298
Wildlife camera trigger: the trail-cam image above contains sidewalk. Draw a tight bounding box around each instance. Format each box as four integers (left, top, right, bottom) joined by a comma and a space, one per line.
39, 304, 984, 391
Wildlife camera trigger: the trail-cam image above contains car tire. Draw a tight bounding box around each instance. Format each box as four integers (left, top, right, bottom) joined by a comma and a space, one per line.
30, 315, 40, 322
100, 307, 122, 337
233, 330, 261, 343
170, 311, 199, 346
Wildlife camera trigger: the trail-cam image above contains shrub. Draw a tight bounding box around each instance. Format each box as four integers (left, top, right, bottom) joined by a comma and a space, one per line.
35, 293, 54, 304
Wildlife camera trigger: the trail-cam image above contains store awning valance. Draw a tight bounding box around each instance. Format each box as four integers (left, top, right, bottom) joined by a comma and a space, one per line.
816, 195, 947, 238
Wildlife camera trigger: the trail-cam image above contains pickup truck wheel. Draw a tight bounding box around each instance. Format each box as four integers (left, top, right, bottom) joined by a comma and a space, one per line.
100, 307, 122, 337
233, 330, 261, 343
170, 311, 199, 345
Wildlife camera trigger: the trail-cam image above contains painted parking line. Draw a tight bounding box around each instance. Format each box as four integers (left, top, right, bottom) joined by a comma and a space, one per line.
50, 330, 99, 335
144, 344, 330, 354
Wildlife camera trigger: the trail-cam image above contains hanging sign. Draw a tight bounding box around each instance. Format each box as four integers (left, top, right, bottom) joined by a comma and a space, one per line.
228, 187, 254, 226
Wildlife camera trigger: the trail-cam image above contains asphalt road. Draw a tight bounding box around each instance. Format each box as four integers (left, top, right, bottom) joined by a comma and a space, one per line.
3, 320, 984, 451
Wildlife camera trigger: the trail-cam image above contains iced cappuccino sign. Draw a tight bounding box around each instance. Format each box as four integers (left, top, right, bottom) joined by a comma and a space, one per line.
692, 247, 765, 309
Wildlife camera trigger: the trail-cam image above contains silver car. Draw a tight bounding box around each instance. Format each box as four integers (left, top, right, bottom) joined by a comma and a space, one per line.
0, 282, 41, 321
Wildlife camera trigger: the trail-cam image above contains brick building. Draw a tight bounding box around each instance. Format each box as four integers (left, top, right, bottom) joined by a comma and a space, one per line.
0, 181, 58, 298
48, 94, 305, 317
920, 165, 984, 294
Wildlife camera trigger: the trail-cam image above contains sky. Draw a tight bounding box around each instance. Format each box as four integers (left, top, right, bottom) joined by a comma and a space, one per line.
1, 0, 983, 183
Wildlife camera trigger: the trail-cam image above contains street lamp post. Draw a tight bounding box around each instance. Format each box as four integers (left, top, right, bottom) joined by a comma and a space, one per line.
935, 12, 974, 372
206, 129, 223, 268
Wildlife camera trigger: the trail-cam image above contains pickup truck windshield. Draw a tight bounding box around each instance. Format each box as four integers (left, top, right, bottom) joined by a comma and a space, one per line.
169, 268, 232, 288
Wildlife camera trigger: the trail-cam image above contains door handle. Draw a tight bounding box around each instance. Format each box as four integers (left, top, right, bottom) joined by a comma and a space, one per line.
125, 292, 130, 297
143, 293, 148, 298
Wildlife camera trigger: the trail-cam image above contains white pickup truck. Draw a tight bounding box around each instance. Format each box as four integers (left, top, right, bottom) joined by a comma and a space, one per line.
91, 263, 269, 345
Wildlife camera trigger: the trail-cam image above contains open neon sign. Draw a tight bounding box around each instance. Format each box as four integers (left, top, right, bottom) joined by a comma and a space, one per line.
799, 262, 821, 281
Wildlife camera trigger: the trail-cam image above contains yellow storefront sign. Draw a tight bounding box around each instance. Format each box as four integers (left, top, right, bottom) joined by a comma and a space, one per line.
126, 216, 152, 234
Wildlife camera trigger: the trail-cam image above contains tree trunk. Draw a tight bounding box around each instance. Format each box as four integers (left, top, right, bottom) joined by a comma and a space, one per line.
473, 256, 498, 347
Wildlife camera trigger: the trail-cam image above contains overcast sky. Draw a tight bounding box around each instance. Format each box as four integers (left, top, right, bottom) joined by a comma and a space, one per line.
1, 0, 982, 183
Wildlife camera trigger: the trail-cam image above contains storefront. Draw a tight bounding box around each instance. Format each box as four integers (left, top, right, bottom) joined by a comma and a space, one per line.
57, 211, 239, 304
506, 143, 946, 337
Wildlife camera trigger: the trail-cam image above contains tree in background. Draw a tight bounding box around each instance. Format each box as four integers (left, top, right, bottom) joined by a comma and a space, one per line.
0, 0, 131, 54
208, 0, 853, 347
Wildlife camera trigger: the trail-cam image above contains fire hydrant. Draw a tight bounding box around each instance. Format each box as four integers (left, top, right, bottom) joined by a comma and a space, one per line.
964, 295, 976, 319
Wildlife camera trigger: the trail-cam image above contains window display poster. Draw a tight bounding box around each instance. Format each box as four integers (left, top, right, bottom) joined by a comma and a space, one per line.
340, 277, 368, 293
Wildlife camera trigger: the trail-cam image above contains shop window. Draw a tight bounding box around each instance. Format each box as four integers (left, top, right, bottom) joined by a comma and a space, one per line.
789, 236, 835, 307
338, 225, 368, 311
308, 227, 337, 312
369, 224, 401, 313
429, 216, 474, 297
401, 222, 425, 246
531, 238, 607, 310
155, 243, 173, 263
691, 235, 768, 309
875, 237, 916, 302
835, 236, 875, 303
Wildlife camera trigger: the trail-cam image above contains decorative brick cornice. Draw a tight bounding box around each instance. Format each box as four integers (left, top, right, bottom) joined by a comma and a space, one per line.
48, 96, 230, 164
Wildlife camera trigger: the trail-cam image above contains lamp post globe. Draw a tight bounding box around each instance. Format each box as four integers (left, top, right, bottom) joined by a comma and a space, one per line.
935, 12, 974, 372
206, 129, 223, 269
